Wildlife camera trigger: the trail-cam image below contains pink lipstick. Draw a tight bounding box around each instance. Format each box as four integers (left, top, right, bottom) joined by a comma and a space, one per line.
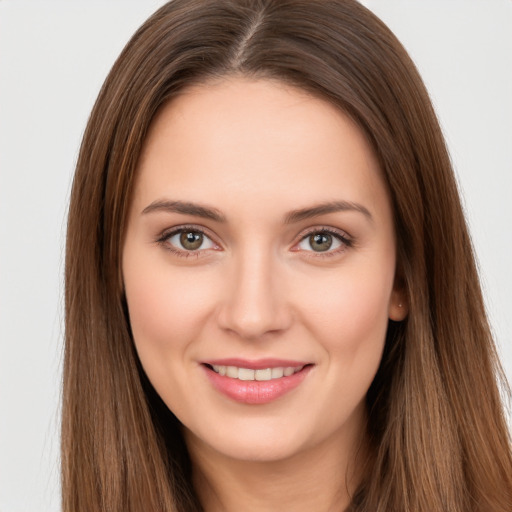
202, 359, 313, 404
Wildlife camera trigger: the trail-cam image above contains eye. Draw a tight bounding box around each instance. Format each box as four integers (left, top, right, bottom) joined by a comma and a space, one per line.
296, 229, 351, 254
160, 227, 217, 253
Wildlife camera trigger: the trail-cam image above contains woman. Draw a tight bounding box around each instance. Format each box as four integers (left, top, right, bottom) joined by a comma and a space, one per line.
63, 1, 512, 510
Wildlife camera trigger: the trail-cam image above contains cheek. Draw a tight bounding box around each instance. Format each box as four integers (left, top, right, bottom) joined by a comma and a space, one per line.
123, 255, 217, 362
293, 256, 394, 362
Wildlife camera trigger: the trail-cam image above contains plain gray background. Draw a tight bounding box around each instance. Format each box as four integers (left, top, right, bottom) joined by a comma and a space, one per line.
1, 1, 511, 510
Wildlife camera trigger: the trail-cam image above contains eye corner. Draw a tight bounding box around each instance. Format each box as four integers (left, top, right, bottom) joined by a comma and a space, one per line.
155, 224, 222, 257
291, 226, 354, 258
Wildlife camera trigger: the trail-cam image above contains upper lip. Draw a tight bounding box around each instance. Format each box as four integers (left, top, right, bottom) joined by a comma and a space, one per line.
202, 358, 312, 370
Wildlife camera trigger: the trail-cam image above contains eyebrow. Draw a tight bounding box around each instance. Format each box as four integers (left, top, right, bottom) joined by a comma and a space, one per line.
141, 198, 372, 224
142, 200, 226, 222
284, 200, 373, 224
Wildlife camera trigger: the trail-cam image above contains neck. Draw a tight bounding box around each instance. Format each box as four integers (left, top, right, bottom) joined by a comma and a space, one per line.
186, 424, 368, 512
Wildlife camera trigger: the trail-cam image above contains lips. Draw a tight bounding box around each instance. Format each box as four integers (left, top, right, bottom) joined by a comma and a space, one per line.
202, 359, 313, 404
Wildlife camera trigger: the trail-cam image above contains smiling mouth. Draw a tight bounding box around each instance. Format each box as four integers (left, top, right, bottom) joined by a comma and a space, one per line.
202, 362, 313, 404
205, 364, 307, 381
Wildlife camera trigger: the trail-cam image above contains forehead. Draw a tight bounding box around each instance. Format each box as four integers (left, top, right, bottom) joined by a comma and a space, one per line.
133, 77, 389, 219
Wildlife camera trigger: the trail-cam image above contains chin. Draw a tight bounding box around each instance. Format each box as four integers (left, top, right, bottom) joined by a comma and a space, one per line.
184, 422, 315, 464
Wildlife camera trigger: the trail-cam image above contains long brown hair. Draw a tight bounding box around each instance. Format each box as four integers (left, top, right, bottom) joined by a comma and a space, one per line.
63, 1, 512, 510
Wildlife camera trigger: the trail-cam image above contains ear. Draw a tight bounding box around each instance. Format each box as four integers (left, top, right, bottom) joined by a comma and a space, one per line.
388, 283, 408, 321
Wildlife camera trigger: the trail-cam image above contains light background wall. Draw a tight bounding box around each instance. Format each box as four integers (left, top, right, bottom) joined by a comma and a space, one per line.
0, 1, 510, 510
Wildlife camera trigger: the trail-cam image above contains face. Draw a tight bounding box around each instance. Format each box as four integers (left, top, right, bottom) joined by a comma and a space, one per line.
123, 78, 406, 463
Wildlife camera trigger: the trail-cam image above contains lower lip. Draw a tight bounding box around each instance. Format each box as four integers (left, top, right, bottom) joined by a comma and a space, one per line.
203, 365, 312, 405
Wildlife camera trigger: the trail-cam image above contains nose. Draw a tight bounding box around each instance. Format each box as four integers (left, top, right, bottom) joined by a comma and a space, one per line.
216, 248, 292, 340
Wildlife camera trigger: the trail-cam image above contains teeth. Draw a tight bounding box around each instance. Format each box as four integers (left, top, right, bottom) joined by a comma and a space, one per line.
271, 367, 284, 379
238, 368, 255, 381
210, 365, 303, 381
226, 366, 238, 378
212, 364, 226, 376
255, 368, 272, 381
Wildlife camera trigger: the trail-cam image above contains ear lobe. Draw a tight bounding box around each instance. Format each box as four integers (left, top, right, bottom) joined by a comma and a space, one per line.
388, 288, 408, 321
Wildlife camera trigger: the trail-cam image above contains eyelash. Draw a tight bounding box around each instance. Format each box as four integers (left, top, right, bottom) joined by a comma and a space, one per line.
294, 226, 353, 258
156, 225, 353, 259
156, 225, 218, 259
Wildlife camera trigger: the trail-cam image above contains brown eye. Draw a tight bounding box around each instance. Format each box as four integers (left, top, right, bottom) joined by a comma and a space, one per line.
161, 228, 217, 255
179, 231, 204, 250
309, 233, 333, 252
296, 230, 349, 254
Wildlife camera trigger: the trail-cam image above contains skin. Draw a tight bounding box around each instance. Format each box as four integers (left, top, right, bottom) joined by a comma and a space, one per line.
122, 77, 407, 511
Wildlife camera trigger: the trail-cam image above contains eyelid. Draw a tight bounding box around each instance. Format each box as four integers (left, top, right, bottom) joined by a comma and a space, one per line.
156, 224, 222, 255
155, 224, 353, 258
291, 226, 353, 255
